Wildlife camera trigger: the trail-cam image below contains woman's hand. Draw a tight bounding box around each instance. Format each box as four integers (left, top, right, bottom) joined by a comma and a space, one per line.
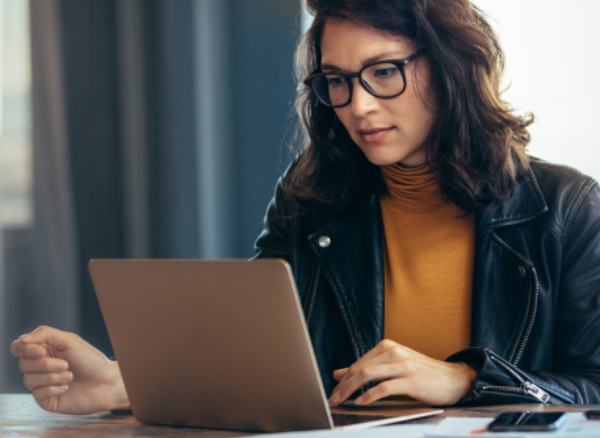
328, 339, 469, 407
10, 326, 129, 414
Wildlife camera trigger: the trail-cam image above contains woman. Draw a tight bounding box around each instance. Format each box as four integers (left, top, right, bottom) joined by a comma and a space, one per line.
11, 0, 600, 414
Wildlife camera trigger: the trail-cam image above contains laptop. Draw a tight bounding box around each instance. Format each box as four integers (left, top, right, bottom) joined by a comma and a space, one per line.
89, 259, 442, 432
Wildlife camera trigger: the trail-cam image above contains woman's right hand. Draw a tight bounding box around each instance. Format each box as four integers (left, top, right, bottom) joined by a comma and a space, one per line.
10, 326, 130, 414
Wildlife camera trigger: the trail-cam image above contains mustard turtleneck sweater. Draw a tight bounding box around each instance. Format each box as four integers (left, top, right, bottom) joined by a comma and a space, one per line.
380, 163, 476, 361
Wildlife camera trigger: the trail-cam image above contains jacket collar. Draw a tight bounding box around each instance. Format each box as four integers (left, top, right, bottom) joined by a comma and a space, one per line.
476, 166, 548, 228
312, 164, 549, 234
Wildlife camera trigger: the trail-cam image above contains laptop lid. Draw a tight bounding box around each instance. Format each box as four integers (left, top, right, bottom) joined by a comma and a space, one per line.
89, 259, 333, 432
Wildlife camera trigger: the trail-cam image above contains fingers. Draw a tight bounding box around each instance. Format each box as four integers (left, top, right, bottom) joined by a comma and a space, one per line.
11, 340, 46, 358
32, 385, 69, 412
23, 372, 73, 390
329, 340, 415, 407
17, 326, 79, 351
12, 327, 77, 410
348, 339, 403, 369
355, 378, 412, 405
334, 341, 409, 383
329, 362, 409, 407
21, 367, 72, 414
19, 357, 69, 373
330, 340, 409, 396
333, 368, 348, 381
332, 340, 473, 407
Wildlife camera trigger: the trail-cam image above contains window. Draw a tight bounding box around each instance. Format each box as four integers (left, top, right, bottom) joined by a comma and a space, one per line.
475, 0, 600, 181
1, 0, 32, 227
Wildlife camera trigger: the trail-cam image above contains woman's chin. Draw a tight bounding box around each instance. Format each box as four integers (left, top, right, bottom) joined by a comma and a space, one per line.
360, 149, 412, 167
366, 157, 400, 167
356, 146, 396, 166
359, 144, 427, 168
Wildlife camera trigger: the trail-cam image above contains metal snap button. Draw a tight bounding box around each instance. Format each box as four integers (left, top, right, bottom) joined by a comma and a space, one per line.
519, 266, 526, 277
318, 236, 331, 248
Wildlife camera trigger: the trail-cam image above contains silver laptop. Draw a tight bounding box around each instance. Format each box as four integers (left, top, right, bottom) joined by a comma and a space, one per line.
89, 259, 441, 432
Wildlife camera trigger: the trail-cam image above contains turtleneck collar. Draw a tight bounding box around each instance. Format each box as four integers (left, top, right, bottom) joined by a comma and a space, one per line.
380, 163, 448, 214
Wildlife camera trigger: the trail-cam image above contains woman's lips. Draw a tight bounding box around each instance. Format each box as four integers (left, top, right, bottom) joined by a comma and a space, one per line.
359, 127, 393, 143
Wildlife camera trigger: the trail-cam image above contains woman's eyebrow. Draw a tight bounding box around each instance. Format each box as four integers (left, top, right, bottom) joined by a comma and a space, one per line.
321, 51, 406, 71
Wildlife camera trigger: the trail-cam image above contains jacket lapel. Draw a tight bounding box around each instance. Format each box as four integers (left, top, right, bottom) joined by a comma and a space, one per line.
476, 166, 548, 228
308, 196, 384, 356
471, 167, 548, 361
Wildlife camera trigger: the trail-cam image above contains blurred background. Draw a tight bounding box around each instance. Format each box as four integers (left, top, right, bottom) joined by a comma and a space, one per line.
0, 0, 598, 392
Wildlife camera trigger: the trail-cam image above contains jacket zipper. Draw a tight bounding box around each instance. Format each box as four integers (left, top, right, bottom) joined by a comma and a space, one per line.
306, 264, 321, 326
485, 355, 562, 404
489, 233, 539, 366
482, 385, 527, 395
513, 265, 539, 366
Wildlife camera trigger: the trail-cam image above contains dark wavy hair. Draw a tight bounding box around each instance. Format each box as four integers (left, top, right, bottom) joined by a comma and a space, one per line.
283, 0, 533, 216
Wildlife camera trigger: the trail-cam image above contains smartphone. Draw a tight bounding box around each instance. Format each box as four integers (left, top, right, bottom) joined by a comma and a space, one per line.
487, 411, 567, 432
586, 410, 600, 420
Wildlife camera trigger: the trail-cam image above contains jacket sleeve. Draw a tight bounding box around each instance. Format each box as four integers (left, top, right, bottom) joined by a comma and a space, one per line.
253, 176, 291, 261
448, 178, 600, 406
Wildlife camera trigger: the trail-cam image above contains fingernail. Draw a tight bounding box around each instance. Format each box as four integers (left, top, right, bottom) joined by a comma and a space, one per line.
61, 372, 72, 382
19, 334, 33, 342
330, 393, 340, 405
55, 361, 68, 371
355, 396, 364, 405
58, 385, 69, 392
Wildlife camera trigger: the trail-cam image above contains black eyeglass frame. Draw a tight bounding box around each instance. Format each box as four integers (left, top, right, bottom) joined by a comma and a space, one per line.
303, 48, 427, 108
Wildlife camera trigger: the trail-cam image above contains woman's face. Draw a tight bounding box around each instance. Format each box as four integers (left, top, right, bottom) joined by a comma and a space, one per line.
320, 19, 436, 167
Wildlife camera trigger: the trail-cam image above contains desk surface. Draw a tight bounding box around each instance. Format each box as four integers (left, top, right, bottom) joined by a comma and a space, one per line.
0, 394, 597, 438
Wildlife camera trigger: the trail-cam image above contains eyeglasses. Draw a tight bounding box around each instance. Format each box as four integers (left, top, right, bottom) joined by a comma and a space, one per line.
303, 48, 427, 108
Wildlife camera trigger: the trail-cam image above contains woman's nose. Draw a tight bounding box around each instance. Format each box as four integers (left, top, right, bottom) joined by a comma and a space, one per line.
350, 79, 379, 117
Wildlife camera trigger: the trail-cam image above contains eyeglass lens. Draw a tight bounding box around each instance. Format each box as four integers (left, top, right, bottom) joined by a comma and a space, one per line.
313, 62, 405, 107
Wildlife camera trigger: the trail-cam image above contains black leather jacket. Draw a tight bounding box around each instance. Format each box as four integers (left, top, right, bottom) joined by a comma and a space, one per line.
254, 158, 600, 406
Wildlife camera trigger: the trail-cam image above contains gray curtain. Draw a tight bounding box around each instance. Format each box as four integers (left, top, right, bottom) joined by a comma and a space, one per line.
0, 0, 80, 393
29, 0, 80, 335
2, 0, 298, 392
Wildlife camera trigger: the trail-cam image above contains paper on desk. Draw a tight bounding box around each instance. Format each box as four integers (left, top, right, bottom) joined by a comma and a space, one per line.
426, 413, 600, 438
425, 417, 525, 438
252, 413, 600, 438
252, 423, 436, 438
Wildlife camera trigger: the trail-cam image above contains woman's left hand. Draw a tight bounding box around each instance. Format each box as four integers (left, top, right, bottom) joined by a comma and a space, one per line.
328, 339, 470, 407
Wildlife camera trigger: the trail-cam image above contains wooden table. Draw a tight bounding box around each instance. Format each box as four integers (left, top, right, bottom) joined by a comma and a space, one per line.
1, 394, 597, 438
